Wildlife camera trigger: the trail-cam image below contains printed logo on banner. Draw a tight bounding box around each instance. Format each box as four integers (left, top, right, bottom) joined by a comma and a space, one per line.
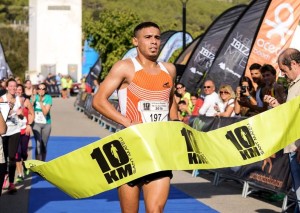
193, 44, 216, 71
253, 3, 295, 61
223, 32, 251, 72
226, 124, 264, 160
181, 127, 209, 165
91, 138, 135, 184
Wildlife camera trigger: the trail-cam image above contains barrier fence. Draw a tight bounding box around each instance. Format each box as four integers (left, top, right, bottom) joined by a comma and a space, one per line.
74, 92, 296, 211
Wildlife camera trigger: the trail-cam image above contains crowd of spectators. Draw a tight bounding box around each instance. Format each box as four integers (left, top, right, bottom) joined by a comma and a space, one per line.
175, 62, 288, 122
0, 76, 52, 196
174, 60, 292, 206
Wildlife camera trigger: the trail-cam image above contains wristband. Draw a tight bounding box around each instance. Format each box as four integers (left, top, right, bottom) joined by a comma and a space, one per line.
247, 96, 251, 100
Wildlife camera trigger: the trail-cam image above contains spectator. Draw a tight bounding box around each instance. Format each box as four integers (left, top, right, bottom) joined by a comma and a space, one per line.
15, 84, 34, 182
177, 100, 191, 123
0, 78, 26, 194
15, 76, 22, 85
60, 75, 67, 99
66, 75, 73, 98
45, 73, 56, 86
0, 79, 6, 96
234, 76, 257, 117
55, 73, 62, 93
215, 84, 235, 117
190, 93, 203, 116
260, 64, 287, 105
250, 63, 267, 110
175, 83, 193, 111
24, 79, 35, 100
264, 48, 300, 213
80, 77, 86, 93
92, 78, 100, 95
31, 83, 52, 161
199, 80, 220, 116
37, 73, 45, 84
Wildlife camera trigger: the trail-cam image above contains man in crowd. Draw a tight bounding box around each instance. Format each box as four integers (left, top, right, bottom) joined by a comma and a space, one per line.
199, 79, 220, 116
92, 22, 178, 213
264, 48, 300, 213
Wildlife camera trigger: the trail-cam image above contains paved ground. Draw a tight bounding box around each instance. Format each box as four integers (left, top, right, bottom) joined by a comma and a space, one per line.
0, 96, 293, 212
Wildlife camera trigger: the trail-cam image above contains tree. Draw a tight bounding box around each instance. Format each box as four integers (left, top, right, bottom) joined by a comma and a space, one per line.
0, 26, 27, 79
83, 9, 140, 79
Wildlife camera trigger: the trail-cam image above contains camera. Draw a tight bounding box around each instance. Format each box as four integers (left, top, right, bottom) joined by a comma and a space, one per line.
240, 86, 247, 94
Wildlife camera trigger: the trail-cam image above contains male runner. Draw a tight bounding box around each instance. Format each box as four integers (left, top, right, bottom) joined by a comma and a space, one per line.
93, 22, 178, 213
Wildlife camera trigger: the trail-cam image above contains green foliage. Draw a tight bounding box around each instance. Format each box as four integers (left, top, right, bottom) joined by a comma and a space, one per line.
0, 26, 28, 80
83, 9, 140, 79
83, 0, 249, 78
0, 0, 27, 23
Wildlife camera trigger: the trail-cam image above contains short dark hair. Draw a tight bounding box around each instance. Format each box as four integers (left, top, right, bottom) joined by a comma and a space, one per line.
134, 22, 160, 37
6, 78, 16, 87
17, 84, 24, 92
249, 63, 262, 71
260, 64, 276, 76
176, 82, 185, 88
190, 93, 198, 98
178, 100, 186, 105
279, 48, 300, 69
38, 83, 47, 90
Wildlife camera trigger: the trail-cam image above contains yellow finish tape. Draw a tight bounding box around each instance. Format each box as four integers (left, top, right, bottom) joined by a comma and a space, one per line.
25, 96, 300, 199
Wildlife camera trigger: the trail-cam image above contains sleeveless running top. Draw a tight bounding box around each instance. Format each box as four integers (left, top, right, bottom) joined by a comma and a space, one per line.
118, 58, 173, 123
1, 94, 23, 136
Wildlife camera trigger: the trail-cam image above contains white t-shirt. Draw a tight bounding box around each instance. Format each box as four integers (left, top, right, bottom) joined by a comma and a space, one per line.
199, 92, 220, 116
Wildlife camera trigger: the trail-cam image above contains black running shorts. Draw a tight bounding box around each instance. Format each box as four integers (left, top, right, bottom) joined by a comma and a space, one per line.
127, 170, 173, 187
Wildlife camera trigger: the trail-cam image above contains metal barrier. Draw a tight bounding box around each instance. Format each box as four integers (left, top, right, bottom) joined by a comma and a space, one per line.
47, 84, 61, 97
74, 92, 122, 132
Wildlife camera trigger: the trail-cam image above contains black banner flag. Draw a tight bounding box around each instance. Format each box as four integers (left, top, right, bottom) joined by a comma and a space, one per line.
202, 0, 271, 94
179, 5, 247, 93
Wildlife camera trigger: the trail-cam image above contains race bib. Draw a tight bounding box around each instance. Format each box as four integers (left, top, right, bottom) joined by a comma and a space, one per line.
138, 101, 169, 123
34, 111, 46, 124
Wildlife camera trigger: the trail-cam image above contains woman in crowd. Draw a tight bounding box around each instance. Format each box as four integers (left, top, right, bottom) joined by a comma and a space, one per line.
175, 83, 193, 111
15, 84, 34, 182
32, 83, 52, 161
214, 84, 236, 117
24, 79, 36, 100
0, 78, 25, 194
234, 76, 257, 117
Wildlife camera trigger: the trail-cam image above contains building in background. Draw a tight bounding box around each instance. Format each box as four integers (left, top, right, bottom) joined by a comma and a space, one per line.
28, 0, 82, 84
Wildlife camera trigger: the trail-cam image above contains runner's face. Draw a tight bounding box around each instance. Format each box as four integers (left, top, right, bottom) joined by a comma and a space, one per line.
133, 27, 161, 59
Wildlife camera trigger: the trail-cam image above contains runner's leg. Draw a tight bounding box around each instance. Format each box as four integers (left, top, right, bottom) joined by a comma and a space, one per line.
118, 184, 140, 213
142, 176, 170, 213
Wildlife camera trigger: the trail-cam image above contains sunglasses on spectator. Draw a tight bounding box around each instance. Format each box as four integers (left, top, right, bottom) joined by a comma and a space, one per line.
176, 86, 183, 89
203, 86, 211, 89
220, 91, 229, 94
38, 88, 46, 90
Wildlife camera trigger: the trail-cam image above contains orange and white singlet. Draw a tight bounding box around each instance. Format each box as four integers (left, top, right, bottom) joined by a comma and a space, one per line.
118, 58, 173, 123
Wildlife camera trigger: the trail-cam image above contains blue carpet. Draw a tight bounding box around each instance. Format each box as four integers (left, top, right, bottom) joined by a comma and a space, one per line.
29, 136, 218, 213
